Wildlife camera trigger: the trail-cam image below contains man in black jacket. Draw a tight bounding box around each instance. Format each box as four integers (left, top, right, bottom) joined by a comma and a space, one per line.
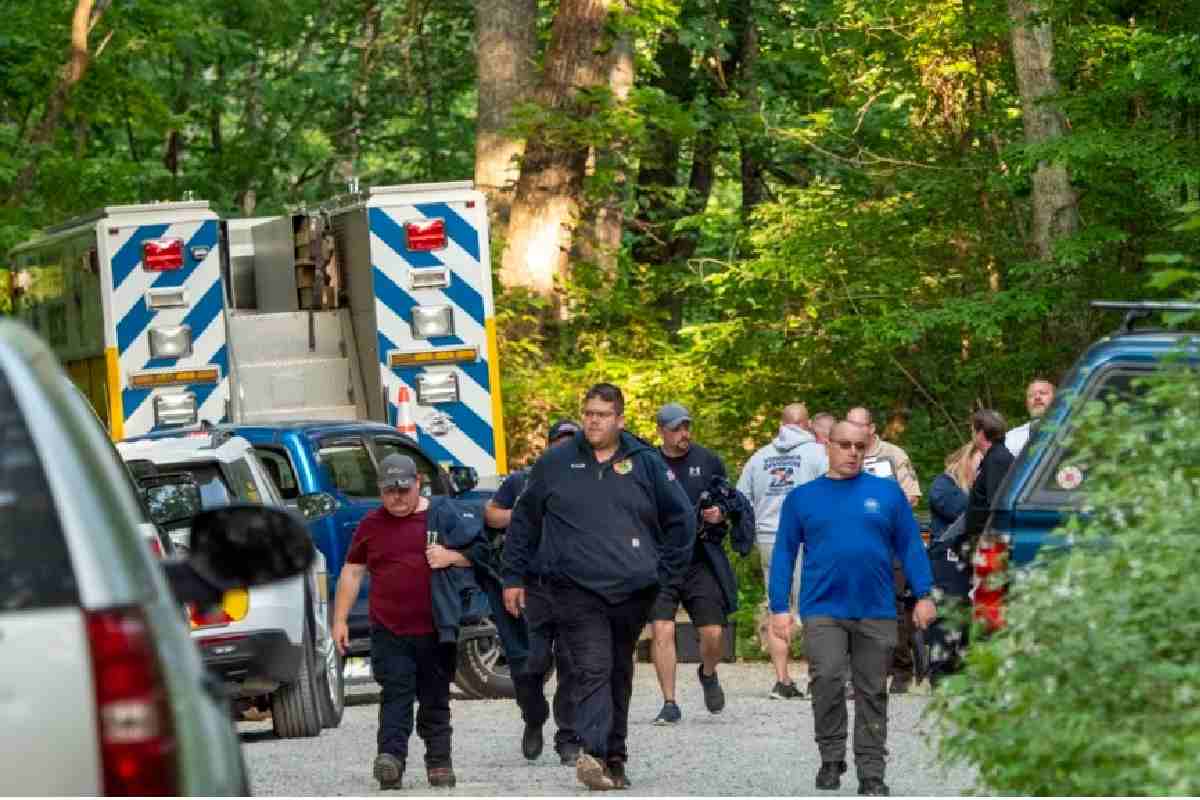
502, 383, 695, 791
965, 409, 1014, 541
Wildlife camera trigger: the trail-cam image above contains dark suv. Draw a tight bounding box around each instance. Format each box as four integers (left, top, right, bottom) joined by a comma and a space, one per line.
973, 301, 1200, 628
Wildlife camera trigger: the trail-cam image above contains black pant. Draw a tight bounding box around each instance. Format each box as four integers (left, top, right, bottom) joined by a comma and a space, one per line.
891, 562, 917, 680
927, 543, 972, 686
370, 628, 453, 768
520, 582, 580, 752
553, 582, 655, 763
805, 617, 897, 781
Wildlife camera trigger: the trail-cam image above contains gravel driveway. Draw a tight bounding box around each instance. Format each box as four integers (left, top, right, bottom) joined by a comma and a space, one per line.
241, 662, 978, 796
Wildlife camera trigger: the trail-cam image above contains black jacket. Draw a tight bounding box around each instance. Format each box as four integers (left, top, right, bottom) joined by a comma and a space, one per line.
965, 442, 1015, 541
426, 496, 484, 644
501, 430, 696, 603
693, 483, 756, 615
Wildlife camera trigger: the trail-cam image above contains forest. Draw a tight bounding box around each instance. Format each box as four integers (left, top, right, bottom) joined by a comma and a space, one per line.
2, 0, 1197, 488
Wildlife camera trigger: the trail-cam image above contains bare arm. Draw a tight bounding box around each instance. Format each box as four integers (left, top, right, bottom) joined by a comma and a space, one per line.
331, 563, 366, 654
484, 500, 512, 529
426, 544, 471, 569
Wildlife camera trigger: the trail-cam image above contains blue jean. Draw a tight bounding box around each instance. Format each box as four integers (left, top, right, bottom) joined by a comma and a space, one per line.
369, 628, 452, 767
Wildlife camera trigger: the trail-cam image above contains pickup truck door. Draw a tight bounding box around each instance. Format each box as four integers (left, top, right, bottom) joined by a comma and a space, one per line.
368, 435, 448, 497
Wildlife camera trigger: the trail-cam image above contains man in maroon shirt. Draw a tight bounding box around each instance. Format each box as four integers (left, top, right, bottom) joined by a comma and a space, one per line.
332, 454, 472, 790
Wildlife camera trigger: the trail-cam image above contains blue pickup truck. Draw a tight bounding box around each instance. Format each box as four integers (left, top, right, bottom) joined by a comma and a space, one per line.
972, 301, 1199, 628
216, 419, 511, 699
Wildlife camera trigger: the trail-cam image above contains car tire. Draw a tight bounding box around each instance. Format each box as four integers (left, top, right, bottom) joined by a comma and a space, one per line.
315, 613, 345, 729
453, 621, 515, 700
270, 621, 322, 738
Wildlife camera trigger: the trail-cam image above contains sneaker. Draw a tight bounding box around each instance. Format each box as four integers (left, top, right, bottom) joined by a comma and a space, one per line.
698, 665, 725, 713
558, 740, 582, 766
890, 675, 910, 695
576, 753, 616, 790
858, 778, 890, 796
652, 700, 681, 725
815, 760, 847, 791
522, 723, 544, 760
769, 680, 804, 700
427, 766, 457, 788
373, 753, 404, 790
606, 759, 631, 790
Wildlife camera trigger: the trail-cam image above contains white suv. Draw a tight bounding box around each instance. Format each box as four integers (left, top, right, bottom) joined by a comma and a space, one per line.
117, 433, 344, 738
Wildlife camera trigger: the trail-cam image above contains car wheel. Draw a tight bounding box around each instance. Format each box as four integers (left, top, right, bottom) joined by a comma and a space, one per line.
454, 621, 515, 699
270, 621, 323, 738
315, 613, 345, 728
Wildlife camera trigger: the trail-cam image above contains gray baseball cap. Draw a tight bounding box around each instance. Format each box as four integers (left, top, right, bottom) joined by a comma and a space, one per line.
656, 402, 692, 430
377, 454, 418, 489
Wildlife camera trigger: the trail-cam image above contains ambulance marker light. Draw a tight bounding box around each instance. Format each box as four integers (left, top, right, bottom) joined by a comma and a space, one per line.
405, 219, 446, 252
130, 367, 220, 388
389, 347, 477, 368
142, 238, 185, 272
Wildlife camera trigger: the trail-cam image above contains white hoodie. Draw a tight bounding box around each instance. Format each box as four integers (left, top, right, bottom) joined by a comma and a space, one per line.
736, 424, 828, 543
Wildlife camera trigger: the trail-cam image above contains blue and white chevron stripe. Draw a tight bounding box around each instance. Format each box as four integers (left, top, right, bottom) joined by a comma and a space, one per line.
369, 202, 498, 475
108, 220, 229, 436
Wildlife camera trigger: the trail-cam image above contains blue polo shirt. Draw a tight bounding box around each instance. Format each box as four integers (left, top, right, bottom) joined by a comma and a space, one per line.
769, 472, 932, 620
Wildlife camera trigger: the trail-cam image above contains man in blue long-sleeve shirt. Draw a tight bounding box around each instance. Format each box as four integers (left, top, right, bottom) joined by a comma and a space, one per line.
769, 421, 936, 797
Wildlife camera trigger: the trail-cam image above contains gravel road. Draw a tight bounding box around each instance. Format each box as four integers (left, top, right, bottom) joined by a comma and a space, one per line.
241, 662, 978, 796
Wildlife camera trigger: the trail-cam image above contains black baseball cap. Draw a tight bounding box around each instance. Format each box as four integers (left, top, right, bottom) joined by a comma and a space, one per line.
547, 419, 581, 442
377, 454, 418, 489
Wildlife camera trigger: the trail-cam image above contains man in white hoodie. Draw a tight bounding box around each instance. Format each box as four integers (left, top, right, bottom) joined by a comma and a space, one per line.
737, 403, 828, 698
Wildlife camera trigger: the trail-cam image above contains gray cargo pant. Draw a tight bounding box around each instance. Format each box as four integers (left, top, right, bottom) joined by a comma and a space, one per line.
804, 616, 898, 781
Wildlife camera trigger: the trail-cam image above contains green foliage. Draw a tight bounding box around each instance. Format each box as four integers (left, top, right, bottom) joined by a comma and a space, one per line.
929, 353, 1200, 795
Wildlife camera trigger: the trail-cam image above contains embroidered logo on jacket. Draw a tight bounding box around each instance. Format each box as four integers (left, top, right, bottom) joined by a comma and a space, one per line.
613, 459, 633, 475
863, 498, 881, 514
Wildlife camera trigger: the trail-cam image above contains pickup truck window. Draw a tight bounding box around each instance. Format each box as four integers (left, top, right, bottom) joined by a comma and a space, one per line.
1024, 366, 1153, 507
372, 437, 443, 497
317, 437, 378, 498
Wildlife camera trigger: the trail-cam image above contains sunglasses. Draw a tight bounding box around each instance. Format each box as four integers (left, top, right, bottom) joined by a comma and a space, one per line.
832, 439, 868, 452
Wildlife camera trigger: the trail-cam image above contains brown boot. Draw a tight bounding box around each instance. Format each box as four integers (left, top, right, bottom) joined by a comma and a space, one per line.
427, 766, 456, 788
576, 753, 616, 790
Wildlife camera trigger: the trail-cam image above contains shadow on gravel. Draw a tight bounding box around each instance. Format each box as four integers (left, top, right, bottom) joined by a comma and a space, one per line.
239, 730, 279, 744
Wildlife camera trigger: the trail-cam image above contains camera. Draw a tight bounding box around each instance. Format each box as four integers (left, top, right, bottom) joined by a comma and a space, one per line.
697, 475, 738, 541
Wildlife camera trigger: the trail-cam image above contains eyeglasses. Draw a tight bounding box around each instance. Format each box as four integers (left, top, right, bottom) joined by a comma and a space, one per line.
582, 409, 616, 420
832, 440, 868, 452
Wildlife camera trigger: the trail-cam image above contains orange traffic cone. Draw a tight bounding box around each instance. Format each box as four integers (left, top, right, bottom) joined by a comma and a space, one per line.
396, 386, 417, 437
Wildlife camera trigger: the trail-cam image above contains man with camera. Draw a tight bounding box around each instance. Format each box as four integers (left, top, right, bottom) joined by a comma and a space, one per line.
649, 403, 753, 726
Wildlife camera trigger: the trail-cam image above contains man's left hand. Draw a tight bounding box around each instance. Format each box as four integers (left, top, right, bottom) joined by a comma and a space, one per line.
912, 598, 937, 630
701, 506, 723, 525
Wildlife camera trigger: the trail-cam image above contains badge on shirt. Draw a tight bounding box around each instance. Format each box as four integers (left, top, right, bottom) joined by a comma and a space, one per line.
863, 497, 881, 514
613, 459, 633, 476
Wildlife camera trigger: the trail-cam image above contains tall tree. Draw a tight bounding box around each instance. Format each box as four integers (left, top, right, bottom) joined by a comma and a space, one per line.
498, 0, 615, 302
473, 0, 537, 226
1008, 0, 1080, 261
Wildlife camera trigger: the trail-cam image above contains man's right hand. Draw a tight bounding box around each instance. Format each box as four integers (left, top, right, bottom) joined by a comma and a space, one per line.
502, 587, 526, 617
769, 612, 794, 642
332, 619, 350, 655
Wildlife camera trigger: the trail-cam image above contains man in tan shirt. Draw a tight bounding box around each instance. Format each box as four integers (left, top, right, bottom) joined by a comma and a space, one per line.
846, 407, 923, 694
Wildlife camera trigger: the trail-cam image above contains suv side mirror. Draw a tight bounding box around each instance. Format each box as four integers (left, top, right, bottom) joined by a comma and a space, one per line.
295, 491, 337, 521
447, 465, 478, 495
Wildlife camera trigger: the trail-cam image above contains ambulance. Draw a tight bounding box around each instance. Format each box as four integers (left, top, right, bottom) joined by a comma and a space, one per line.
5, 181, 506, 478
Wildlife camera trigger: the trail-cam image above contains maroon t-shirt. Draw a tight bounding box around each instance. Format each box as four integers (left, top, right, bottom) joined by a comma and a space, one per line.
345, 507, 434, 637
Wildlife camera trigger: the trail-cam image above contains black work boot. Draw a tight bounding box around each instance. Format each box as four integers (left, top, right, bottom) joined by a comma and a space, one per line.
858, 777, 891, 796
557, 740, 582, 766
373, 753, 404, 790
606, 758, 631, 790
522, 723, 544, 760
815, 760, 847, 790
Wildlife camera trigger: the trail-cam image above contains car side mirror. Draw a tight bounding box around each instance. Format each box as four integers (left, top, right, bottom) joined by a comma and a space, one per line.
295, 491, 337, 521
447, 465, 478, 495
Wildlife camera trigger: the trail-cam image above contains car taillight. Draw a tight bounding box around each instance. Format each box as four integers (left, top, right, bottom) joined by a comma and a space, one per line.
405, 218, 446, 251
142, 238, 185, 272
972, 534, 1010, 632
146, 536, 164, 559
85, 608, 178, 796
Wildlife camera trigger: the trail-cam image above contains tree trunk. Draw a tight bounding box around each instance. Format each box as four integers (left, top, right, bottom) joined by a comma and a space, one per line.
499, 0, 614, 301
474, 0, 538, 227
1008, 0, 1079, 261
6, 0, 109, 205
338, 2, 382, 185
572, 16, 634, 280
733, 9, 767, 224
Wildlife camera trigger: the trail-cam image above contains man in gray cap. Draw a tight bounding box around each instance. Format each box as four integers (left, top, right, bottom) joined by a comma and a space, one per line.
648, 402, 736, 726
332, 454, 479, 790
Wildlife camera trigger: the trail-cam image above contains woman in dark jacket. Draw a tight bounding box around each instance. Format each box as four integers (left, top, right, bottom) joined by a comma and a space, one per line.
926, 443, 979, 686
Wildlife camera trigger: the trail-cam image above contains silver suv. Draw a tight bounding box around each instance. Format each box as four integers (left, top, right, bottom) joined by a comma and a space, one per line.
118, 433, 344, 738
0, 320, 316, 794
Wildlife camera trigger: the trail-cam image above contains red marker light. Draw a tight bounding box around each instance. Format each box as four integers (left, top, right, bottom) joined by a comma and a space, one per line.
142, 239, 185, 272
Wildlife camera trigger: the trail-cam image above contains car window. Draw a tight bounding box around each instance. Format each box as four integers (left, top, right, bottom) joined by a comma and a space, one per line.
227, 457, 262, 503
317, 437, 378, 498
156, 462, 235, 508
0, 370, 79, 611
373, 437, 443, 498
246, 453, 284, 506
255, 447, 300, 500
1024, 367, 1154, 506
